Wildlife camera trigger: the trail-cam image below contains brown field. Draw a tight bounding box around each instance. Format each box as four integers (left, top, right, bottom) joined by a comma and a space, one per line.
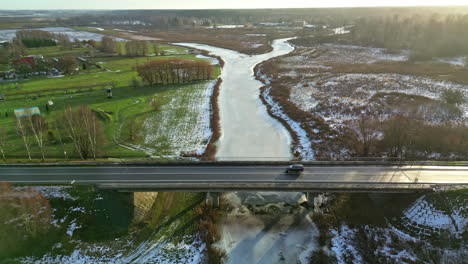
134, 28, 296, 54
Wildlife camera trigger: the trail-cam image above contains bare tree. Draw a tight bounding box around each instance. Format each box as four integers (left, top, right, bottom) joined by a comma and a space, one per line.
0, 128, 7, 161
351, 116, 380, 157
60, 106, 104, 160
381, 115, 413, 158
53, 121, 68, 160
16, 117, 32, 160
57, 56, 78, 75
101, 36, 116, 53
28, 115, 48, 161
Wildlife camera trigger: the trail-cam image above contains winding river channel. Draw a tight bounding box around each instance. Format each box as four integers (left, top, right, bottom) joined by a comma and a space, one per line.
178, 40, 319, 263
178, 39, 294, 161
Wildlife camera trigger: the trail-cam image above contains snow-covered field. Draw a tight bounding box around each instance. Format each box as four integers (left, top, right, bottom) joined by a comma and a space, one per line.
284, 44, 409, 67
290, 73, 468, 126
328, 193, 467, 264
15, 186, 206, 264
142, 81, 216, 157
258, 42, 468, 158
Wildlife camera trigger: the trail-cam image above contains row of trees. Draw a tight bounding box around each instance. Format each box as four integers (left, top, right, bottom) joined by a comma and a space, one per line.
101, 36, 117, 53
15, 29, 72, 48
0, 106, 104, 161
136, 58, 214, 85
350, 14, 468, 59
101, 36, 162, 56
344, 115, 468, 159
125, 40, 149, 56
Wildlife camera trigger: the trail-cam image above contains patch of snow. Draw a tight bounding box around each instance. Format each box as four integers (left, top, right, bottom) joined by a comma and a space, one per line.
246, 33, 267, 36
206, 25, 244, 29
319, 44, 409, 64
142, 81, 216, 157
290, 73, 468, 125
66, 220, 81, 237
403, 195, 467, 236
14, 186, 76, 200
88, 27, 104, 31
122, 235, 206, 264
195, 54, 219, 65
436, 56, 466, 67
330, 225, 363, 264
263, 86, 315, 160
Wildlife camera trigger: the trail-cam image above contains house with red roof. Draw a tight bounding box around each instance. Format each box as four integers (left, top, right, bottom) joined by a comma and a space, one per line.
11, 56, 36, 67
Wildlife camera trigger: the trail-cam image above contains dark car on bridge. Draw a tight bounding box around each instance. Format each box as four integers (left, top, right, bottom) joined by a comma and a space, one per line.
285, 164, 304, 174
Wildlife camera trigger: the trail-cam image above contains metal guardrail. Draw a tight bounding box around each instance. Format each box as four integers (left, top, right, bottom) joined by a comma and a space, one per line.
1, 160, 468, 167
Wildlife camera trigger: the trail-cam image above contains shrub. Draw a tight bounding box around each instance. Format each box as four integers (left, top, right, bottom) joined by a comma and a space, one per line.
441, 89, 465, 105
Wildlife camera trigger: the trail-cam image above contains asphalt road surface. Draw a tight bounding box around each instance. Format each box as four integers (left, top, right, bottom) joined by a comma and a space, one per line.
0, 166, 466, 186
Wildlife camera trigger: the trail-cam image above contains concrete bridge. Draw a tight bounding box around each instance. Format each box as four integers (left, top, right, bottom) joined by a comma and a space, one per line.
1, 162, 467, 193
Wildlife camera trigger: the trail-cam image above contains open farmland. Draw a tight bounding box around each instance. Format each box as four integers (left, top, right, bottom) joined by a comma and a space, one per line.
258, 44, 468, 160
0, 31, 221, 161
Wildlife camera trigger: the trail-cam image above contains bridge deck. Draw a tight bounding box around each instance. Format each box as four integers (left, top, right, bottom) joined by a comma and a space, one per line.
1, 165, 466, 192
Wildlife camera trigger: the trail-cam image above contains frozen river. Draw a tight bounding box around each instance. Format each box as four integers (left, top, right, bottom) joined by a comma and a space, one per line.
177, 39, 294, 160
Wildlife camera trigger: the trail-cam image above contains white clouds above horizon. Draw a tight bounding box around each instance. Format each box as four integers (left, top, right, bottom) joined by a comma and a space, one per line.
2, 0, 467, 10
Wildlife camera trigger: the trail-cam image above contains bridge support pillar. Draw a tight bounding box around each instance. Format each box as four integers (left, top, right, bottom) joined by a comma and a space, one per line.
305, 192, 314, 207
206, 192, 220, 208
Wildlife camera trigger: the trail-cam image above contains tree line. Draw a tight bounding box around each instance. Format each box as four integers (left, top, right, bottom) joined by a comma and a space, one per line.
136, 58, 214, 85
349, 14, 468, 59
15, 29, 72, 48
343, 115, 468, 159
100, 36, 161, 56
0, 106, 104, 161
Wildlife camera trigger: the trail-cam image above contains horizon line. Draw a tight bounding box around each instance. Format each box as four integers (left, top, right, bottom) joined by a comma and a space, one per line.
1, 5, 468, 11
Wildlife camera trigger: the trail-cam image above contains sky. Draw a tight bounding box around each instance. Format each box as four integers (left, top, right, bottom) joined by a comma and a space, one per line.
1, 0, 467, 10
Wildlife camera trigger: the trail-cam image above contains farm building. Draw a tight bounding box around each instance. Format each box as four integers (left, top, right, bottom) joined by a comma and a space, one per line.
14, 107, 41, 118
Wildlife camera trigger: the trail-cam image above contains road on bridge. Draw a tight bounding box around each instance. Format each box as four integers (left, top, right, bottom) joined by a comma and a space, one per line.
0, 165, 466, 188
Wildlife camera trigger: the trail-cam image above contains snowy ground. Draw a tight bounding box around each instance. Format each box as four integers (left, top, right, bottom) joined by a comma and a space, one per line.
282, 44, 409, 68
327, 193, 467, 264
15, 186, 206, 264
436, 56, 466, 67
290, 73, 468, 126
257, 43, 468, 158
142, 81, 215, 157
402, 195, 467, 237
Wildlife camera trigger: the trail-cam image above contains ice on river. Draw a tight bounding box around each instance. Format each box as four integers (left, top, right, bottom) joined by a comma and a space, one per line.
215, 192, 318, 264
177, 39, 295, 161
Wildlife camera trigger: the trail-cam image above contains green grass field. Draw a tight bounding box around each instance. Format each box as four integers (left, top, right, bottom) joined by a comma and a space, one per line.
0, 42, 220, 161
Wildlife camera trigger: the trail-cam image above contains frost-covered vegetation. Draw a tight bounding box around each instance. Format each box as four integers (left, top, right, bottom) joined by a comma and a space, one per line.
0, 185, 211, 264
311, 190, 467, 264
138, 81, 216, 157
258, 44, 468, 160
